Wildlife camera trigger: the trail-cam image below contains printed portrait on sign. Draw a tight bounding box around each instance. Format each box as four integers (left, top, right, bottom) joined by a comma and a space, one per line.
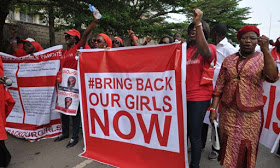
67, 76, 76, 88
65, 97, 72, 109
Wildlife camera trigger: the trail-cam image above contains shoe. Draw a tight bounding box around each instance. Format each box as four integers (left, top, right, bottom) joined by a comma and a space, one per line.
54, 135, 68, 142
208, 151, 219, 160
66, 138, 78, 148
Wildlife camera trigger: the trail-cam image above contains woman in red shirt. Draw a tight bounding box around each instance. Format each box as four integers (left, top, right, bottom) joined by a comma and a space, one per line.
186, 9, 216, 168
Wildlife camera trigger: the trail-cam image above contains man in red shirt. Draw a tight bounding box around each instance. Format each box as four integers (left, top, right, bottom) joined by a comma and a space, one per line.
54, 11, 98, 148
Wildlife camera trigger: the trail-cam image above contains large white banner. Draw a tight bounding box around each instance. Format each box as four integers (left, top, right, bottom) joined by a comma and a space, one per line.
0, 45, 63, 141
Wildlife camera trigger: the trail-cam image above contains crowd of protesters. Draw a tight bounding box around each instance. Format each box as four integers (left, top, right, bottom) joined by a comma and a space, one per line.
1, 6, 280, 168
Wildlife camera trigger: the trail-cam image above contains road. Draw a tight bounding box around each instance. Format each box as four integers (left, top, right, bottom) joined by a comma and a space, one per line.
4, 129, 280, 168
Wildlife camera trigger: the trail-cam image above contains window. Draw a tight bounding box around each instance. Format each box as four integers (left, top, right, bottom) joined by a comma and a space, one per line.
7, 11, 14, 20
20, 12, 34, 23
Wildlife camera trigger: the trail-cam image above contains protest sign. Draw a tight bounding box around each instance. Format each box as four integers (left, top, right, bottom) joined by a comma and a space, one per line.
0, 46, 62, 141
79, 43, 188, 168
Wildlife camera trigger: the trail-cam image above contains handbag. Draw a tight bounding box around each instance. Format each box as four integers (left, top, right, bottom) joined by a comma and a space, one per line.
200, 55, 217, 85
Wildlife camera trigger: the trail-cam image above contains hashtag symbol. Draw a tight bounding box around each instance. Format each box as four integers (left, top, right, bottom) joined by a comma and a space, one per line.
88, 78, 94, 89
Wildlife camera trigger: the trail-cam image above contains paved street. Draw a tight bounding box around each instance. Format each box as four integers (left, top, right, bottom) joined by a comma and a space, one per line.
4, 129, 280, 168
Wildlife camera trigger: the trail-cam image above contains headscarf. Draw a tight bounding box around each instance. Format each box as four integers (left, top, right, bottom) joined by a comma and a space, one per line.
237, 25, 260, 41
275, 37, 280, 46
113, 36, 124, 45
98, 33, 112, 48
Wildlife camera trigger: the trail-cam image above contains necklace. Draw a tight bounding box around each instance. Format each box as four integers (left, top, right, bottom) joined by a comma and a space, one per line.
238, 50, 255, 59
238, 51, 247, 59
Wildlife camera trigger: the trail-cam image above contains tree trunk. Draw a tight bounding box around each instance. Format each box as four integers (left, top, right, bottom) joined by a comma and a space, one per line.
0, 10, 9, 52
48, 5, 55, 47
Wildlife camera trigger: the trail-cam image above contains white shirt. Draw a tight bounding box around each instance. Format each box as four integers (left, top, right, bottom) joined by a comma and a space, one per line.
215, 37, 237, 68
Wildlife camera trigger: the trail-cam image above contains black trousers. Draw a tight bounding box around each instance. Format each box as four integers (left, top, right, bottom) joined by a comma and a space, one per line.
61, 107, 81, 140
277, 141, 280, 155
0, 140, 11, 167
187, 100, 210, 168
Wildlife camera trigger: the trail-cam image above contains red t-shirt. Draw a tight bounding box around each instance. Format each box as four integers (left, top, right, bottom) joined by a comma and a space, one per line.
62, 42, 90, 70
186, 44, 216, 101
271, 47, 279, 61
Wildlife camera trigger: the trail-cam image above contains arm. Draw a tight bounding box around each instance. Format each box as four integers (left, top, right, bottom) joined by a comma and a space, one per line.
259, 35, 279, 82
209, 96, 220, 124
80, 11, 99, 48
10, 29, 18, 54
193, 8, 212, 59
127, 29, 138, 46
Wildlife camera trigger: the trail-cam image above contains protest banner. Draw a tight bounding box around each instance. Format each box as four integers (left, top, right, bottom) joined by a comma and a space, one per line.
78, 43, 188, 168
0, 45, 63, 141
55, 68, 79, 116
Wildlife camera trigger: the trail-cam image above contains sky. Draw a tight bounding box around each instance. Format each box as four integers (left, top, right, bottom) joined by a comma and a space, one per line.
239, 0, 280, 41
167, 0, 280, 41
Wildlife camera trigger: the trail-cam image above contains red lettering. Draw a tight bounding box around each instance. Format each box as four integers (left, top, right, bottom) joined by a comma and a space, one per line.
125, 95, 134, 109
141, 96, 152, 111
100, 93, 109, 107
104, 78, 112, 89
96, 78, 102, 89
163, 96, 172, 112
265, 86, 276, 129
113, 111, 136, 139
137, 113, 172, 146
144, 78, 153, 91
273, 101, 280, 134
111, 94, 121, 107
116, 78, 123, 89
152, 97, 161, 111
165, 77, 173, 90
154, 78, 164, 91
136, 78, 144, 90
89, 93, 99, 106
90, 108, 109, 136
124, 78, 132, 90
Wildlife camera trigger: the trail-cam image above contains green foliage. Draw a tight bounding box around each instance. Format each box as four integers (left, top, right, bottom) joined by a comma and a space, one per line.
11, 0, 253, 44
186, 0, 252, 44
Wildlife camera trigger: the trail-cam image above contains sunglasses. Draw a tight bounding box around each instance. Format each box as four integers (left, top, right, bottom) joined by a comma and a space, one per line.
113, 40, 121, 44
65, 34, 76, 39
94, 39, 104, 43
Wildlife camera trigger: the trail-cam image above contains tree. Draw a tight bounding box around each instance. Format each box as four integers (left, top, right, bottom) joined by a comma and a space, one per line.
185, 0, 252, 44
0, 0, 253, 51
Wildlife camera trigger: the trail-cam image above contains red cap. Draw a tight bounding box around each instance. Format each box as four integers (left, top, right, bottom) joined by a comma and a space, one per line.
237, 25, 260, 41
113, 36, 123, 45
98, 33, 112, 48
64, 29, 81, 39
275, 37, 280, 46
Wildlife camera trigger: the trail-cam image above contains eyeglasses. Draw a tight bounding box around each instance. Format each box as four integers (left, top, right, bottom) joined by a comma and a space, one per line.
94, 39, 104, 43
113, 40, 120, 44
65, 34, 76, 39
89, 39, 96, 43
